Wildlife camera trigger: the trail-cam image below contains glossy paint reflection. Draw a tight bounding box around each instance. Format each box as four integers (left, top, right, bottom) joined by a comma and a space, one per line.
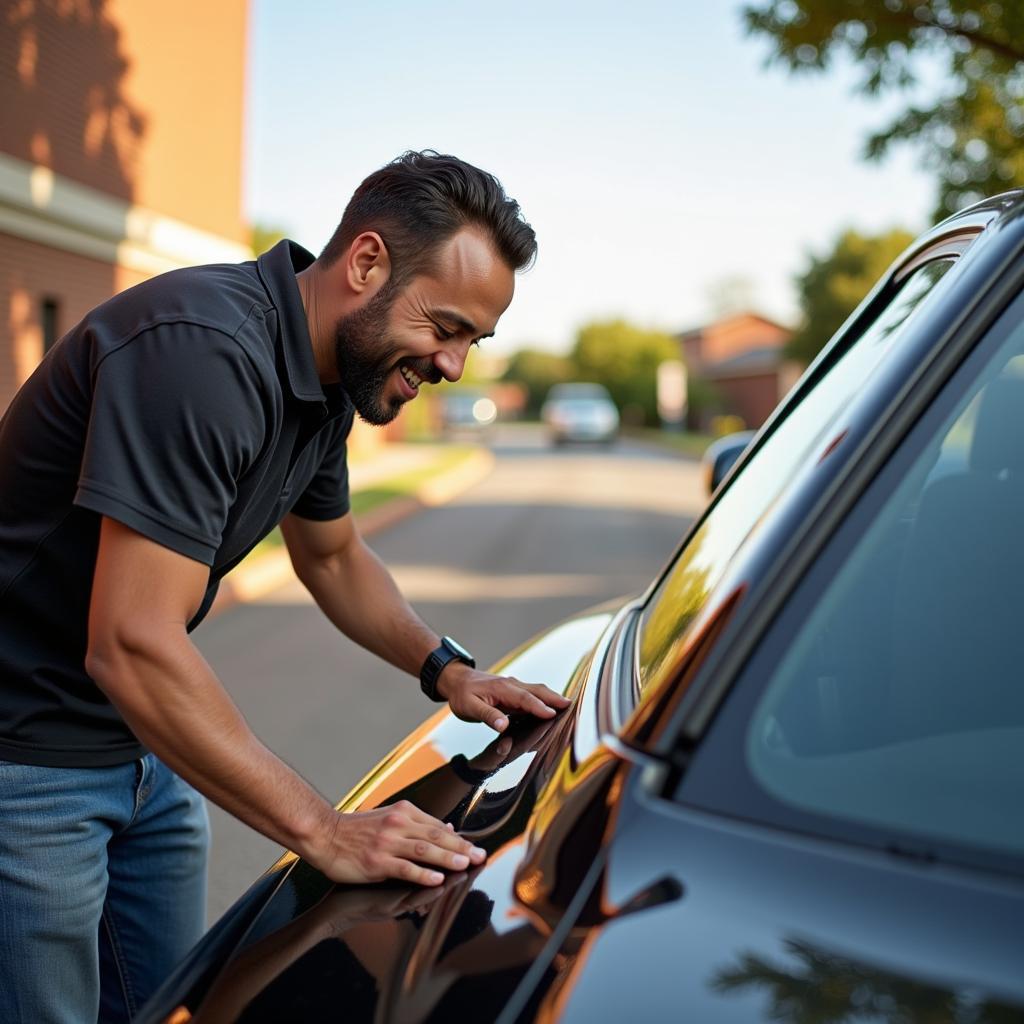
709, 936, 1022, 1023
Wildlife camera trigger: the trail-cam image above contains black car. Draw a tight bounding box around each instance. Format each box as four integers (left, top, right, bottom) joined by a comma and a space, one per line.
141, 193, 1024, 1023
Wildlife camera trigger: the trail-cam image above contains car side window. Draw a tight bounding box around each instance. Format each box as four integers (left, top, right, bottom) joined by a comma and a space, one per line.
680, 294, 1024, 867
637, 260, 954, 704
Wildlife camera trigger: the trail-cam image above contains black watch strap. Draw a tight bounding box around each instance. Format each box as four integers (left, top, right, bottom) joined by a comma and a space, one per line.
420, 636, 476, 702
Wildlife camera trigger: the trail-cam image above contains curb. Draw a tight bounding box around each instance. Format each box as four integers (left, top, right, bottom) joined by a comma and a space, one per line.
207, 447, 495, 619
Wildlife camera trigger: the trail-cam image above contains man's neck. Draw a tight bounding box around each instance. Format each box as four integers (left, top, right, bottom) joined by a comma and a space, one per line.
296, 264, 337, 384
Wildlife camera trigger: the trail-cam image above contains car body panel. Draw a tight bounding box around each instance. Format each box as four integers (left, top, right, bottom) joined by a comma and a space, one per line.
141, 193, 1024, 1022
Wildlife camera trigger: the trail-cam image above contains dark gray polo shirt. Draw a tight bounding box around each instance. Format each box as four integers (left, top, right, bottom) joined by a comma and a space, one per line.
0, 240, 354, 767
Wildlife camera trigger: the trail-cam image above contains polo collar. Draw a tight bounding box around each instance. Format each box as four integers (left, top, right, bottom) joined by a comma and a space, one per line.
256, 239, 326, 404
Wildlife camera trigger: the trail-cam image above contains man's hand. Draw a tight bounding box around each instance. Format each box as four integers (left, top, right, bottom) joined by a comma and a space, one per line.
310, 802, 486, 886
436, 662, 571, 733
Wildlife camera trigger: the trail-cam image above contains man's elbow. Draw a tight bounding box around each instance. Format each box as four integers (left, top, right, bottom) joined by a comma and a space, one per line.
85, 621, 175, 701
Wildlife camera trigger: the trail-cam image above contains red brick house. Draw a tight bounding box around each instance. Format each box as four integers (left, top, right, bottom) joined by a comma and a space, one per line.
677, 312, 803, 430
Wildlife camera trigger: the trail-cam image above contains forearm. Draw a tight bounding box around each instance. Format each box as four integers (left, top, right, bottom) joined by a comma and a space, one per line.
86, 633, 333, 863
294, 534, 437, 677
86, 516, 482, 888
280, 513, 571, 733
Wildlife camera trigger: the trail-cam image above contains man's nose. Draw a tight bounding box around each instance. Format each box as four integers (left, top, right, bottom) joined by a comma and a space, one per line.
434, 339, 472, 382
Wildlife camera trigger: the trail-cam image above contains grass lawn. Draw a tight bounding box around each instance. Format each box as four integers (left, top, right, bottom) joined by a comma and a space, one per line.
245, 444, 478, 561
625, 428, 715, 459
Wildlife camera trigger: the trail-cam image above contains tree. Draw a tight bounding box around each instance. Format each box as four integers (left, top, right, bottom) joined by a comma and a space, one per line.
743, 1, 1024, 218
787, 226, 914, 365
570, 320, 680, 425
250, 222, 289, 257
501, 348, 574, 415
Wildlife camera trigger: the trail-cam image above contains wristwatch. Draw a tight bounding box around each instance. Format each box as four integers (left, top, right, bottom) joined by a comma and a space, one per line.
420, 636, 476, 702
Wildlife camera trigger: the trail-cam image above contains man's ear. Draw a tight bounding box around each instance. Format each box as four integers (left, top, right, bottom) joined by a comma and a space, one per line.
346, 231, 391, 296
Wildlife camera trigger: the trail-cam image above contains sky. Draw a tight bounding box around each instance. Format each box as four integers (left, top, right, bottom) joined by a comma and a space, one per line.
245, 0, 941, 356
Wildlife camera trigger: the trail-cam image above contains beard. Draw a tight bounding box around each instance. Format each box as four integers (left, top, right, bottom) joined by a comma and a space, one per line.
333, 287, 406, 426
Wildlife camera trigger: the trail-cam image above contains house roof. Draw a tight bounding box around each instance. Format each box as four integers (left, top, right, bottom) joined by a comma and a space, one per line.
703, 345, 786, 379
675, 311, 793, 342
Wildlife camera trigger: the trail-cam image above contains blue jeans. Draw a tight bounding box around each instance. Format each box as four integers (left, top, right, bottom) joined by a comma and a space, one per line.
0, 754, 209, 1023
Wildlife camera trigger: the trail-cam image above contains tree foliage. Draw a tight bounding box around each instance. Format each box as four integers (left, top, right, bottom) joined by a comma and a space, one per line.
250, 222, 289, 257
788, 226, 914, 364
501, 348, 574, 415
571, 320, 680, 425
743, 1, 1024, 218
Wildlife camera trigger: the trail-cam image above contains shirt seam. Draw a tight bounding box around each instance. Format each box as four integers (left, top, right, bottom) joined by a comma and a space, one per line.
75, 480, 219, 550
0, 508, 75, 602
90, 304, 273, 383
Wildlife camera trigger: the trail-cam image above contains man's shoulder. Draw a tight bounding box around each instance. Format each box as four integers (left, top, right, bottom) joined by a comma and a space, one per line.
74, 260, 281, 386
89, 259, 273, 346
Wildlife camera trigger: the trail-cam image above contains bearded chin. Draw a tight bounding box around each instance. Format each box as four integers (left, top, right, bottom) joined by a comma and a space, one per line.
334, 298, 403, 426
336, 349, 400, 425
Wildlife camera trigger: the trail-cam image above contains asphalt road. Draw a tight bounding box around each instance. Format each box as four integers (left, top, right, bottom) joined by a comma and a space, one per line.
195, 425, 707, 922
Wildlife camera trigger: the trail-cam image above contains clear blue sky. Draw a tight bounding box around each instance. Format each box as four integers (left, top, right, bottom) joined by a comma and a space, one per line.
245, 0, 940, 354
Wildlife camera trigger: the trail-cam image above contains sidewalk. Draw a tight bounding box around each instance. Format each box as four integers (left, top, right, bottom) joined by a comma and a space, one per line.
208, 441, 494, 618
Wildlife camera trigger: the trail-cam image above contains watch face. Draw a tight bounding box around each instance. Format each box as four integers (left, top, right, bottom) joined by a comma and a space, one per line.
442, 636, 473, 661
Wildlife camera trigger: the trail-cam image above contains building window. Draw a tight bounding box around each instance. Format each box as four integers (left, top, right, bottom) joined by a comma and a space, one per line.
41, 297, 60, 352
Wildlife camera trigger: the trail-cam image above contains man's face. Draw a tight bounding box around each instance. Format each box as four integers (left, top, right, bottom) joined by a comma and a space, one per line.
334, 227, 515, 425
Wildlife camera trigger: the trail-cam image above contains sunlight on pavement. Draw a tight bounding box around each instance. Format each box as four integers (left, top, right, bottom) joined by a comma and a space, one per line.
459, 455, 707, 517
256, 566, 626, 605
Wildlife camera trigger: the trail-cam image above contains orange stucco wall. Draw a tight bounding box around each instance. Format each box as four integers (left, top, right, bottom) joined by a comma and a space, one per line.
107, 0, 249, 243
1, 1, 249, 410
1, 0, 248, 240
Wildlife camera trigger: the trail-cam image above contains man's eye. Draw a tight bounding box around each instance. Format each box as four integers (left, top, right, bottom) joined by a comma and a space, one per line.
435, 326, 454, 341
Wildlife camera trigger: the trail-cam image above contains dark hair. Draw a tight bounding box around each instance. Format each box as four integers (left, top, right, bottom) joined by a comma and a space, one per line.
319, 151, 537, 285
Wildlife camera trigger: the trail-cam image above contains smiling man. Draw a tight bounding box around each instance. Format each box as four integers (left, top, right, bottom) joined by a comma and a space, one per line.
0, 151, 569, 1023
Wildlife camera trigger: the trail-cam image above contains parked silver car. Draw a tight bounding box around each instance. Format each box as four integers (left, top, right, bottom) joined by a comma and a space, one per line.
541, 382, 619, 445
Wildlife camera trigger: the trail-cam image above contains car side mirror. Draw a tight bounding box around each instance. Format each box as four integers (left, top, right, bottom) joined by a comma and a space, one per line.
703, 431, 755, 496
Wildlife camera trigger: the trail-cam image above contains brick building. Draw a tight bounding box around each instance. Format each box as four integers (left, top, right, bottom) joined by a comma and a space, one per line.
0, 0, 251, 411
677, 312, 803, 430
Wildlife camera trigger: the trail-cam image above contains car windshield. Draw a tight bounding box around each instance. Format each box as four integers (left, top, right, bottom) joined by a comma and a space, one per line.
742, 311, 1024, 859
636, 259, 954, 705
677, 288, 1024, 867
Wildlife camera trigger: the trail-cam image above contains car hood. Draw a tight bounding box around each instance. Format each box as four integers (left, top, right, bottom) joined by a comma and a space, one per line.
141, 601, 636, 1023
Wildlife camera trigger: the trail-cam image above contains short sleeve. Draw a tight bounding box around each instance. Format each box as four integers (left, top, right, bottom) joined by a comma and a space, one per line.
74, 324, 266, 565
290, 411, 354, 521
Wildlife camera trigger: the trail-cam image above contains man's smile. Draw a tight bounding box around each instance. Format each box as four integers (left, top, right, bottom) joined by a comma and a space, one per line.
397, 359, 441, 398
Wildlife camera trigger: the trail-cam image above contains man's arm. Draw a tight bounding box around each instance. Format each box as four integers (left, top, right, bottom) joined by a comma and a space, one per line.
280, 512, 570, 731
86, 517, 483, 886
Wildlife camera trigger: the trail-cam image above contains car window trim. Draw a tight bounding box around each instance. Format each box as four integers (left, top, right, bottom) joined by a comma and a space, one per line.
669, 287, 1024, 879
651, 210, 1024, 762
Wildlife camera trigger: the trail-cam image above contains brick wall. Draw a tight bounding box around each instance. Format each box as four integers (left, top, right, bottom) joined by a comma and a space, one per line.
714, 373, 784, 431
0, 231, 116, 408
1, 0, 248, 241
1, 0, 249, 411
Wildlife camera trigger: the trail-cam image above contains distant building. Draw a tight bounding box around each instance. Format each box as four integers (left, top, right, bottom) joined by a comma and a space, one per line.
677, 312, 802, 430
0, 0, 251, 411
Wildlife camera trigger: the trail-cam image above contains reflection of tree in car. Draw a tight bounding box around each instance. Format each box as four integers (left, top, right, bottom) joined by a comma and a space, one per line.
636, 527, 712, 698
711, 937, 1018, 1024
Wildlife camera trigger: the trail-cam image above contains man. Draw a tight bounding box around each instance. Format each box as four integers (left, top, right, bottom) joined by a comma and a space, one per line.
0, 151, 570, 1022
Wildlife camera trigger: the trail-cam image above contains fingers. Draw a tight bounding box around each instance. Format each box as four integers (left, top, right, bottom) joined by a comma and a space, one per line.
398, 802, 478, 859
463, 693, 510, 733
380, 860, 447, 887
526, 682, 573, 709
324, 802, 485, 888
491, 679, 565, 720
